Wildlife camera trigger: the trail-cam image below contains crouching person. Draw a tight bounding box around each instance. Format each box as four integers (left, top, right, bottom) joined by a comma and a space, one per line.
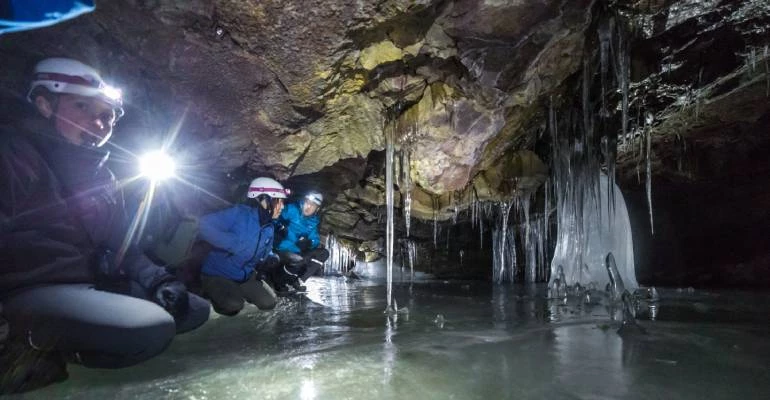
0, 58, 210, 394
272, 191, 330, 294
198, 177, 288, 316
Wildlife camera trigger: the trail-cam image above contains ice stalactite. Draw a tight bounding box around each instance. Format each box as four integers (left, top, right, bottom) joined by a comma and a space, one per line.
432, 195, 439, 249
616, 24, 630, 149
601, 16, 633, 229
385, 113, 396, 312
471, 188, 478, 230
543, 178, 552, 280
764, 45, 770, 97
492, 201, 514, 284
402, 150, 412, 237
445, 224, 450, 251
478, 205, 484, 250
325, 234, 356, 276
645, 112, 654, 235
406, 240, 417, 281
547, 11, 640, 292
549, 131, 639, 291
470, 188, 486, 250
520, 193, 538, 283
598, 18, 612, 121
518, 194, 550, 284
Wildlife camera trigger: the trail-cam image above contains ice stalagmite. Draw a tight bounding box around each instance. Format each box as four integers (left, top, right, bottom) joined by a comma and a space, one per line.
550, 173, 639, 291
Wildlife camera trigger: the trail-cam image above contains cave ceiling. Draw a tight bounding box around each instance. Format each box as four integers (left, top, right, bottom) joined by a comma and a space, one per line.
1, 0, 768, 244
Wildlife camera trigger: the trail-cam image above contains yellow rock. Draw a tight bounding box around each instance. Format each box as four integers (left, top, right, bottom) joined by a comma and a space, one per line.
359, 40, 404, 70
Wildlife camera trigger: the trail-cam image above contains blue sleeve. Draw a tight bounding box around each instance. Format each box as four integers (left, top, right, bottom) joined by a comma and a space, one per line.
277, 204, 301, 253
1, 0, 95, 35
198, 206, 240, 253
307, 215, 320, 249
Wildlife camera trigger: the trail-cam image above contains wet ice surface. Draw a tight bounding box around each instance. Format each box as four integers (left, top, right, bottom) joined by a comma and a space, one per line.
16, 278, 770, 400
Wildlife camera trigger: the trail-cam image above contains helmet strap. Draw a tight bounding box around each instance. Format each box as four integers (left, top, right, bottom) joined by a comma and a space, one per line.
253, 194, 274, 225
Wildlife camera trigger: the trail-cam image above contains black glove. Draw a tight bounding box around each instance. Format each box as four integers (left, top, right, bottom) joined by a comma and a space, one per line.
274, 221, 288, 241
296, 235, 312, 252
254, 254, 281, 281
93, 246, 130, 294
153, 280, 189, 318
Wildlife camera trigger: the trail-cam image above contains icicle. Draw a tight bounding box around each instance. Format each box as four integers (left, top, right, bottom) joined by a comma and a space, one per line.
611, 20, 627, 221
598, 18, 611, 120
549, 102, 639, 291
492, 201, 514, 283
618, 27, 630, 149
385, 112, 396, 312
765, 45, 769, 97
402, 150, 412, 237
409, 240, 417, 280
479, 207, 484, 251
433, 215, 438, 249
538, 214, 546, 281
471, 192, 478, 229
645, 112, 654, 235
582, 58, 593, 139
445, 224, 450, 251
326, 233, 355, 276
522, 193, 537, 282
507, 220, 517, 283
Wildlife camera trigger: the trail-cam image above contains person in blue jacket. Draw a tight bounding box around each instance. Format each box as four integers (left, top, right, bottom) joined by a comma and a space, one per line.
272, 191, 330, 293
198, 177, 288, 316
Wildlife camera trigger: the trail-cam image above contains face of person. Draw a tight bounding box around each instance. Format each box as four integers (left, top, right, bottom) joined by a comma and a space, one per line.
302, 201, 319, 217
272, 198, 285, 219
46, 94, 116, 147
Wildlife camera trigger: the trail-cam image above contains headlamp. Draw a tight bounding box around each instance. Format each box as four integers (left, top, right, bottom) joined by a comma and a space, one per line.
139, 150, 176, 182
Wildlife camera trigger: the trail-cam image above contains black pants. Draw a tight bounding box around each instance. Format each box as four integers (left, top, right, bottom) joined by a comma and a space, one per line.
273, 248, 330, 288
201, 273, 277, 316
1, 284, 208, 369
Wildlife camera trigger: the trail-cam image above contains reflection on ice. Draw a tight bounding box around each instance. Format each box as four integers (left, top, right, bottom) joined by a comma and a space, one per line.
14, 279, 770, 400
300, 379, 316, 400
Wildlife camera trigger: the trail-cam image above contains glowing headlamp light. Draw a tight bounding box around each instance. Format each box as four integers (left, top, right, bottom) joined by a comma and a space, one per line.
102, 85, 122, 102
139, 150, 176, 181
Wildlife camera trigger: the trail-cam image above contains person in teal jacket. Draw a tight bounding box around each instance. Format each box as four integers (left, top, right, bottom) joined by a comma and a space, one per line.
198, 177, 288, 316
272, 191, 329, 293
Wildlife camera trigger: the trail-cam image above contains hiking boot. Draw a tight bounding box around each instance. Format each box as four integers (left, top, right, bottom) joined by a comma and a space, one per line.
276, 284, 293, 297
0, 340, 68, 394
290, 280, 307, 293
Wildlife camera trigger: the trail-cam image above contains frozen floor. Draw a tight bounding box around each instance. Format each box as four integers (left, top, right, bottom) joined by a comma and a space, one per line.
11, 278, 770, 400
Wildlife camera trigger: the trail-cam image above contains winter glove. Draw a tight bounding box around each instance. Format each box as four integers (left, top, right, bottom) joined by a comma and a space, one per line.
274, 221, 288, 241
254, 253, 280, 281
296, 235, 312, 252
153, 280, 190, 319
92, 247, 130, 294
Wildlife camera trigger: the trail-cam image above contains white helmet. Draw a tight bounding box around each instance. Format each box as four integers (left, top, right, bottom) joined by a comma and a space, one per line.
27, 58, 125, 118
305, 191, 323, 206
247, 177, 289, 199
